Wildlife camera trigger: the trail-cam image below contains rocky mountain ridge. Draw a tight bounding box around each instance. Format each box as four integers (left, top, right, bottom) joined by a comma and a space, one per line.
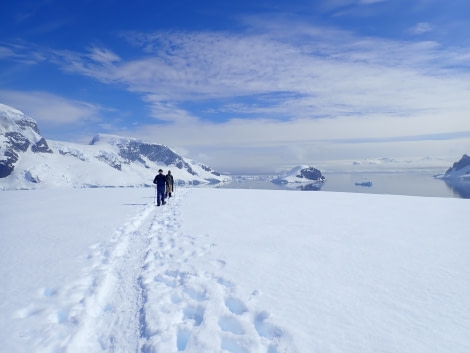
0, 103, 229, 190
443, 154, 470, 180
0, 104, 53, 178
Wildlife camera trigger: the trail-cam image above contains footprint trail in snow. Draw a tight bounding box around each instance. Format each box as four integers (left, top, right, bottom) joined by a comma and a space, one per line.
14, 189, 296, 353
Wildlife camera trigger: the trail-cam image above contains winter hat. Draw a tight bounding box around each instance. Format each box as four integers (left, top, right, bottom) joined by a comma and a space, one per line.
158, 169, 163, 172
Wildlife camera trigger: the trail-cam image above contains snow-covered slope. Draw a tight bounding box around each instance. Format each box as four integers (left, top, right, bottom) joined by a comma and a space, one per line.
0, 103, 230, 190
0, 103, 53, 179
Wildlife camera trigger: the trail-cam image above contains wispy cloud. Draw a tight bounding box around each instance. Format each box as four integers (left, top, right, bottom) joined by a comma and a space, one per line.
0, 42, 46, 65
88, 47, 121, 65
410, 22, 433, 35
2, 15, 469, 170
0, 46, 15, 58
0, 90, 103, 125
51, 21, 470, 125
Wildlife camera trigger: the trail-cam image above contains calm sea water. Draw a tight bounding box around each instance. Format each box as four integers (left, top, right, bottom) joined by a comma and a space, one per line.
217, 172, 470, 199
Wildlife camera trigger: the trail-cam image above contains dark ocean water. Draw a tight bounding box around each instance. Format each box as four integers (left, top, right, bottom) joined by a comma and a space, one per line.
217, 172, 470, 199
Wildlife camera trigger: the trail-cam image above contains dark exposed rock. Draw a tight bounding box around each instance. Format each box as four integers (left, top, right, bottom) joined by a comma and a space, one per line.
96, 153, 122, 171
24, 170, 40, 183
201, 164, 221, 176
16, 118, 41, 134
58, 149, 88, 161
1, 108, 53, 178
5, 132, 30, 152
31, 138, 53, 153
295, 167, 325, 181
0, 149, 19, 178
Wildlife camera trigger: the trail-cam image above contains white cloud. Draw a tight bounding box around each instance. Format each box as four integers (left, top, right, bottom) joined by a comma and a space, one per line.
42, 19, 470, 171
142, 95, 199, 123
0, 46, 15, 58
120, 106, 470, 173
410, 22, 433, 35
53, 25, 470, 124
4, 17, 469, 172
0, 90, 103, 125
88, 47, 121, 65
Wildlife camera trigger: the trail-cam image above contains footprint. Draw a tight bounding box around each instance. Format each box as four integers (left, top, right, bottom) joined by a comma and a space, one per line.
164, 269, 180, 278
41, 287, 57, 297
154, 274, 177, 288
254, 311, 282, 339
216, 277, 234, 288
49, 308, 69, 324
225, 297, 248, 315
218, 316, 245, 335
211, 259, 226, 269
177, 329, 190, 351
221, 337, 249, 353
183, 286, 207, 301
183, 305, 204, 326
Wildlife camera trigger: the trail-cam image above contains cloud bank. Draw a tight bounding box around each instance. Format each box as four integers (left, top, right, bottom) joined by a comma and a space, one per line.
2, 16, 470, 172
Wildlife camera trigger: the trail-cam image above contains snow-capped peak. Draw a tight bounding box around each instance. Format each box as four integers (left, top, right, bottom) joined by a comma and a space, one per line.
0, 103, 28, 120
0, 103, 44, 144
1, 103, 230, 189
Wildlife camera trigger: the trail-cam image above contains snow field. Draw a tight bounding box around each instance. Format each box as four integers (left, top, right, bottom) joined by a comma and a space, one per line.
1, 187, 469, 353
10, 198, 156, 352
138, 189, 295, 353
2, 188, 295, 353
179, 189, 470, 352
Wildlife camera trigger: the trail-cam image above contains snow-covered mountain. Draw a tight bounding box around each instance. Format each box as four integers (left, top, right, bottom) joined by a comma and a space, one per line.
0, 104, 53, 179
273, 165, 326, 184
441, 154, 470, 180
0, 103, 230, 190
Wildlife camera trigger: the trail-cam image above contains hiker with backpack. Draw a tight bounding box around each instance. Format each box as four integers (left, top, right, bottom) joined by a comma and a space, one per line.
166, 170, 174, 198
153, 169, 167, 206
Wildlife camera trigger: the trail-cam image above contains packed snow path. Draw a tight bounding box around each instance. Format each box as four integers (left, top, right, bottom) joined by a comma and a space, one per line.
14, 189, 295, 353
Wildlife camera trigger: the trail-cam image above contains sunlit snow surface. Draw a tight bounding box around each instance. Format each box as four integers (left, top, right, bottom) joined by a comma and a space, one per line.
1, 187, 469, 353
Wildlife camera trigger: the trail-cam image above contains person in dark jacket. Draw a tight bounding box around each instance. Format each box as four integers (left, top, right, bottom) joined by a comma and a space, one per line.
166, 170, 174, 198
153, 169, 167, 206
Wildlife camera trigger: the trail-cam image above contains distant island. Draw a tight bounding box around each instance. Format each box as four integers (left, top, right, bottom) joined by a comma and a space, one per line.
272, 165, 326, 185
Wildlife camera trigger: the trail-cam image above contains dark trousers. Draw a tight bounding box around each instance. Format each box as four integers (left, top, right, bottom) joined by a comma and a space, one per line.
156, 186, 166, 205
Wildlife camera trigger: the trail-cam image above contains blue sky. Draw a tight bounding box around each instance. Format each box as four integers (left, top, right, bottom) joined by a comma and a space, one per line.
1, 0, 470, 173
